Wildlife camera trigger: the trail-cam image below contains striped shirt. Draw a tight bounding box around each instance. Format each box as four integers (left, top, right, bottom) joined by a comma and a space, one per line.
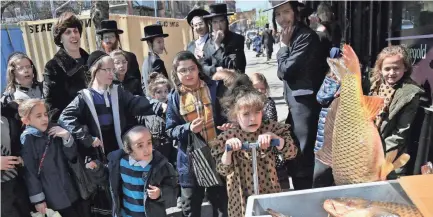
120, 156, 150, 217
90, 89, 113, 130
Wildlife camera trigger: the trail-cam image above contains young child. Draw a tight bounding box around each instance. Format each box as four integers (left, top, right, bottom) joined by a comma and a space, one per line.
110, 49, 144, 96
18, 99, 81, 217
107, 125, 177, 217
2, 52, 43, 103
250, 73, 277, 121
312, 64, 341, 188
210, 78, 298, 217
144, 72, 176, 165
369, 45, 423, 177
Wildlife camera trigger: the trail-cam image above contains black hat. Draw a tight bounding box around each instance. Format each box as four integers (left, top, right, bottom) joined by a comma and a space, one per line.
263, 0, 304, 12
140, 25, 169, 41
203, 4, 234, 19
96, 20, 124, 35
87, 50, 109, 69
186, 8, 210, 25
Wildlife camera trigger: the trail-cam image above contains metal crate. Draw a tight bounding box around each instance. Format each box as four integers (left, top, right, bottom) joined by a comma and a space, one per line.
245, 180, 414, 217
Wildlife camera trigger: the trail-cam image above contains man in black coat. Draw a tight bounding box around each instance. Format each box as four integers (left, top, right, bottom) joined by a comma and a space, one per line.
97, 20, 141, 83
261, 23, 275, 61
202, 4, 247, 74
265, 0, 328, 190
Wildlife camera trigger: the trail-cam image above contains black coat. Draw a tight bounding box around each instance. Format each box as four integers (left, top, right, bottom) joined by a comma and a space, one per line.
203, 31, 247, 73
142, 53, 168, 94
112, 74, 143, 96
261, 29, 275, 51
186, 36, 217, 77
123, 50, 142, 83
20, 126, 78, 210
58, 85, 163, 159
277, 22, 328, 178
43, 48, 90, 121
108, 149, 178, 217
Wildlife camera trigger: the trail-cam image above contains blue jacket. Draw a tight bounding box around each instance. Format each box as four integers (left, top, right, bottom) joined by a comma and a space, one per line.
20, 126, 78, 210
165, 80, 226, 187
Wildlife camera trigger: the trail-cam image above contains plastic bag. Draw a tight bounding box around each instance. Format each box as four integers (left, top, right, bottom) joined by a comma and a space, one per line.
31, 208, 62, 217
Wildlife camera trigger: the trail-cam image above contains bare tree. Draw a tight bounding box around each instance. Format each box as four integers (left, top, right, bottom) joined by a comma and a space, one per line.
91, 1, 109, 50
1, 1, 16, 20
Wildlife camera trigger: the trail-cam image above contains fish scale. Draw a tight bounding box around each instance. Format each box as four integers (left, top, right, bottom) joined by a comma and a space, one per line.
370, 201, 424, 217
332, 75, 379, 185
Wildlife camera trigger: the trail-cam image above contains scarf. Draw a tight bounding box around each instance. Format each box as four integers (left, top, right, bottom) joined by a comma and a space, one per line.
370, 78, 397, 127
179, 80, 216, 143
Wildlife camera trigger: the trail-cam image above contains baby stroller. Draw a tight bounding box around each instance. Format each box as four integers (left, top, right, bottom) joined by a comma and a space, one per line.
253, 35, 263, 57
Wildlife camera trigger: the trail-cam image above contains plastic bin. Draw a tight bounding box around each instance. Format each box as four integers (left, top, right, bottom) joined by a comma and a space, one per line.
245, 180, 414, 217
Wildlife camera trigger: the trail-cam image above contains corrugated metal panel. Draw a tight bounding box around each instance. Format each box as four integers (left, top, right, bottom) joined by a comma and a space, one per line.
1, 24, 26, 92
19, 14, 193, 81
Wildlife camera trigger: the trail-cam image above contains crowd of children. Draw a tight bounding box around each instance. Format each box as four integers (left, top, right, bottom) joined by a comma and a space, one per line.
0, 18, 424, 217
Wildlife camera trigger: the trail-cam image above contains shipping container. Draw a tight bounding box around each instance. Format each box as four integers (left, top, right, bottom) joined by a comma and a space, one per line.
19, 14, 193, 81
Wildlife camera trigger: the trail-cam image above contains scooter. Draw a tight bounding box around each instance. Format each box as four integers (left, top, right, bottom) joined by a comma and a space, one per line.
226, 139, 280, 195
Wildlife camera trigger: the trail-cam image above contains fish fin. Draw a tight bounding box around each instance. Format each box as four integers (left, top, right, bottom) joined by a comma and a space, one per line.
380, 150, 399, 180
362, 96, 384, 121
315, 98, 340, 167
392, 153, 410, 170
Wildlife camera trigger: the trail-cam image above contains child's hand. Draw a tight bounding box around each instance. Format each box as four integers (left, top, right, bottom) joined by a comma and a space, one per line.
0, 156, 21, 170
35, 202, 47, 214
258, 133, 273, 150
217, 123, 236, 131
86, 161, 98, 170
162, 103, 168, 113
48, 126, 70, 140
148, 185, 161, 199
92, 138, 103, 147
225, 138, 242, 152
190, 118, 204, 133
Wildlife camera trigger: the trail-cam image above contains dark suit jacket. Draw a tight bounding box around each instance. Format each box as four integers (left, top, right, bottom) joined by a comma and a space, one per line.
277, 22, 328, 98
186, 35, 217, 77
142, 53, 168, 94
261, 29, 275, 51
202, 31, 247, 73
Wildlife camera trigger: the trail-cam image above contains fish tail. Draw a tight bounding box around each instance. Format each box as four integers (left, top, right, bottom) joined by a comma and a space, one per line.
342, 44, 362, 82
362, 96, 384, 121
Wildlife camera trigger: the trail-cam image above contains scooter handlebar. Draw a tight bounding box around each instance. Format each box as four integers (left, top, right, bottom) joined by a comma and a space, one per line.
226, 139, 280, 151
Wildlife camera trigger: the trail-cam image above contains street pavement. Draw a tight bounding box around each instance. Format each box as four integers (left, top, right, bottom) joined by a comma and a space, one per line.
244, 44, 288, 122
166, 44, 288, 217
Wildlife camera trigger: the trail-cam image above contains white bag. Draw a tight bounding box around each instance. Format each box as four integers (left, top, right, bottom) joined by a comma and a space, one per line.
31, 208, 62, 217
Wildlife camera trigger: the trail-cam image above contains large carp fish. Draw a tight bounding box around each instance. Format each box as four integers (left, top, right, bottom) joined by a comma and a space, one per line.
316, 45, 410, 185
323, 198, 423, 217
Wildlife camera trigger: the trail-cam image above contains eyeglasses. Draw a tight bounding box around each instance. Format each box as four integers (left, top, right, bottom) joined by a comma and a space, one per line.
99, 68, 115, 73
177, 65, 197, 75
114, 60, 128, 65
15, 65, 33, 72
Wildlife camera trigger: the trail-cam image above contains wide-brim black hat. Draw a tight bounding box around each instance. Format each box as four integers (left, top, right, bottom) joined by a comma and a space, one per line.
263, 0, 305, 12
186, 8, 210, 25
87, 50, 109, 69
96, 20, 124, 35
140, 24, 169, 41
203, 4, 234, 19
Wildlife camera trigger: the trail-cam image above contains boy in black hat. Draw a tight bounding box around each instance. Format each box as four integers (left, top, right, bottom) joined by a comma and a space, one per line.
186, 8, 218, 77
96, 20, 142, 85
140, 24, 169, 95
203, 3, 246, 74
